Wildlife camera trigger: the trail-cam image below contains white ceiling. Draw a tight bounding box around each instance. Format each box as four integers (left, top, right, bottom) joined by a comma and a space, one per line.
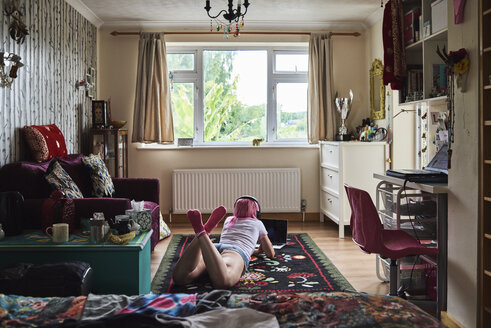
69, 0, 384, 31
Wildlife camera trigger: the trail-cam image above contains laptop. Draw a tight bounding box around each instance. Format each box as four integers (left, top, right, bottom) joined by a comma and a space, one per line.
257, 218, 288, 249
386, 143, 449, 183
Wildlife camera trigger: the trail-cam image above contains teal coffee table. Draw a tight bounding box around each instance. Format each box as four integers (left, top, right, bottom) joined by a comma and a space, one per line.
0, 230, 152, 295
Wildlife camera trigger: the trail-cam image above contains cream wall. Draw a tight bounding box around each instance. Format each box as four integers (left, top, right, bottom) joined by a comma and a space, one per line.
446, 0, 479, 326
98, 30, 368, 216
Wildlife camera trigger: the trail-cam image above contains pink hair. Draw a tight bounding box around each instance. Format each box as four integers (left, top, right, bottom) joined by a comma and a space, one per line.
233, 198, 258, 218
225, 198, 259, 229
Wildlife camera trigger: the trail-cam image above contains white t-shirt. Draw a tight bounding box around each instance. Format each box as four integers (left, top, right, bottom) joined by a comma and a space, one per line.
219, 216, 268, 258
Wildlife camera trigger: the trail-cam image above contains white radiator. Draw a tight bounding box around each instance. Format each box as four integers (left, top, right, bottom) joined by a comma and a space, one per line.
172, 168, 301, 214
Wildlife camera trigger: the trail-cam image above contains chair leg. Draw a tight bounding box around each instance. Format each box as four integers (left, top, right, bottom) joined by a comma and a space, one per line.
376, 255, 390, 282
389, 259, 398, 296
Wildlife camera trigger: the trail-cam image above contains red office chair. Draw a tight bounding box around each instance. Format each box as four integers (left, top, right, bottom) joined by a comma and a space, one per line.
344, 185, 439, 296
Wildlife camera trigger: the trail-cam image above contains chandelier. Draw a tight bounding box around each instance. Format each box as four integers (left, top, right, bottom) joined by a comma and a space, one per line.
204, 0, 250, 38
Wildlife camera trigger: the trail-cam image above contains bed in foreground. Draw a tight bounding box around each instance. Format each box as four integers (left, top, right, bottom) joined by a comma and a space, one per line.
0, 291, 444, 327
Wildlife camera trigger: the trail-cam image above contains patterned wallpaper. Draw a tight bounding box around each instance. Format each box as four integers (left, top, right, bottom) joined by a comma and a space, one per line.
0, 0, 96, 166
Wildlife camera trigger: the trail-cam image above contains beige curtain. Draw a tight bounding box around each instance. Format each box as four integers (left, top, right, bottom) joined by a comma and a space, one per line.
132, 33, 174, 143
308, 33, 336, 143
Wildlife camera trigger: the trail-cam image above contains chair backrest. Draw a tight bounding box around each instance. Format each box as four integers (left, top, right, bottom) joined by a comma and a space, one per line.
344, 185, 383, 254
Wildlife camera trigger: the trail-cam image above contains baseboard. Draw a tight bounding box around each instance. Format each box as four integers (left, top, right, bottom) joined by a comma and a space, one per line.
162, 212, 321, 223
441, 312, 466, 328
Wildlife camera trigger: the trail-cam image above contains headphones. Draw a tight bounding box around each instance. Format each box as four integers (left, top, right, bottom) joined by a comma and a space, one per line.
234, 195, 261, 219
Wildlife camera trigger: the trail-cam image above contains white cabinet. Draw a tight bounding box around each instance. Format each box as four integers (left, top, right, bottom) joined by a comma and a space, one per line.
319, 141, 387, 238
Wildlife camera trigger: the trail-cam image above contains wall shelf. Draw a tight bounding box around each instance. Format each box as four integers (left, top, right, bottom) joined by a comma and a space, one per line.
399, 95, 448, 106
406, 40, 423, 50
424, 28, 448, 42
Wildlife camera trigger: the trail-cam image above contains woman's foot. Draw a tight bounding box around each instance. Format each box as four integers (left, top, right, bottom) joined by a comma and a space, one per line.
204, 205, 227, 234
187, 209, 206, 238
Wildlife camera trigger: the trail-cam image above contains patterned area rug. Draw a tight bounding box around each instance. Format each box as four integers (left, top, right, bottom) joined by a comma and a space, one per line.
151, 233, 354, 294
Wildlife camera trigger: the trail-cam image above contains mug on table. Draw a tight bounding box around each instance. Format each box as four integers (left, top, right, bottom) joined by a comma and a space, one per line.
45, 223, 69, 243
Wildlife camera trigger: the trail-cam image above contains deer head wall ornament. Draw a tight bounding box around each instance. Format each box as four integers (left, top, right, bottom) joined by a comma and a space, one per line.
4, 0, 29, 45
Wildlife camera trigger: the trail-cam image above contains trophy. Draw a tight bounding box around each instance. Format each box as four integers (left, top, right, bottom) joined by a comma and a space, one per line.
334, 90, 353, 141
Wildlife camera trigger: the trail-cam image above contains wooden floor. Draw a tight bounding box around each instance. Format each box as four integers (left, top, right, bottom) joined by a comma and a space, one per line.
151, 219, 389, 295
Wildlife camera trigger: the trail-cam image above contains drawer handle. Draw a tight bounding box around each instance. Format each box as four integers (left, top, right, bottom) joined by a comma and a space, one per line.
327, 198, 333, 203
328, 174, 333, 178
329, 150, 333, 153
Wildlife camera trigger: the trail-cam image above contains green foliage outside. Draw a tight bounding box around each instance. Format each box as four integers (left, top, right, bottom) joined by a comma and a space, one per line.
170, 51, 306, 142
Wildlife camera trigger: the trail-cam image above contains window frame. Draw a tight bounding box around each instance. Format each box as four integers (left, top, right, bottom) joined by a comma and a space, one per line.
167, 45, 308, 146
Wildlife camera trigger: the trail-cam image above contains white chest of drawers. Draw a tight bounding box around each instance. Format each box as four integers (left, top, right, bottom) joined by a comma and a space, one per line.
319, 141, 387, 238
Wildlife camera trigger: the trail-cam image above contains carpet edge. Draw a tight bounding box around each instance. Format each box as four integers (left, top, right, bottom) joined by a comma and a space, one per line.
150, 234, 183, 293
297, 233, 356, 292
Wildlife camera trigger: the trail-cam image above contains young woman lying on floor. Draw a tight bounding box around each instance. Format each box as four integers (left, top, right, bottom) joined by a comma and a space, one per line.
172, 196, 275, 289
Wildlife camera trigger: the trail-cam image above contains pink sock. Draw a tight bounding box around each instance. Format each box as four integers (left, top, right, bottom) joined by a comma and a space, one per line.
187, 209, 205, 237
204, 205, 227, 234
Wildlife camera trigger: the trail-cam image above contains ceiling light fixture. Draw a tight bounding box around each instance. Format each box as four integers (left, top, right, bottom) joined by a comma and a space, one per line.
204, 0, 250, 38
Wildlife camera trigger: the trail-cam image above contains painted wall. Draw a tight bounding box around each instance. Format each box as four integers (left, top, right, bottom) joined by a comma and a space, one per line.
446, 0, 479, 326
98, 30, 369, 215
0, 0, 97, 166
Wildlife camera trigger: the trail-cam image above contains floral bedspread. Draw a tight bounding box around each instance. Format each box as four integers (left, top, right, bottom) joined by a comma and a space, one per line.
227, 292, 445, 327
0, 294, 86, 327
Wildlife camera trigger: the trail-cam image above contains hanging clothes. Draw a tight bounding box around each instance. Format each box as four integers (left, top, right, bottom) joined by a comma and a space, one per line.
383, 0, 406, 90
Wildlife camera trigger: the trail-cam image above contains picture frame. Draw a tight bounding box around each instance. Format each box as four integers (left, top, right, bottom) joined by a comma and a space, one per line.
86, 84, 94, 99
92, 100, 108, 128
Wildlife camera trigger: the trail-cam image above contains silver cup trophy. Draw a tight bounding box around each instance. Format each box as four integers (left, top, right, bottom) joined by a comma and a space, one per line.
334, 90, 353, 140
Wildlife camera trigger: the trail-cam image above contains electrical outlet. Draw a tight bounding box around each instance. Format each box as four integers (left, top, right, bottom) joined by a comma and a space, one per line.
301, 199, 306, 211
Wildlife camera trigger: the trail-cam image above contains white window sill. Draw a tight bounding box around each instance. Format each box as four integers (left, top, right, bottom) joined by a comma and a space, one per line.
137, 143, 319, 150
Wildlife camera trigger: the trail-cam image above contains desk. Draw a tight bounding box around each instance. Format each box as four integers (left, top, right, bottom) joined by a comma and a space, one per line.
0, 230, 152, 295
373, 173, 448, 318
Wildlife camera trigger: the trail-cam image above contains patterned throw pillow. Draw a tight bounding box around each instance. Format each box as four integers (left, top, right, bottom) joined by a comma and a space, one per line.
82, 153, 115, 197
23, 124, 68, 162
44, 161, 84, 199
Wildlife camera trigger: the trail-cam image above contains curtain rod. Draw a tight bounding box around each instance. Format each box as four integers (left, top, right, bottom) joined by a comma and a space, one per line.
110, 31, 361, 37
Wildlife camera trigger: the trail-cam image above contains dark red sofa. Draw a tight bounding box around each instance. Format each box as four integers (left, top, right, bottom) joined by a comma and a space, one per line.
0, 154, 161, 251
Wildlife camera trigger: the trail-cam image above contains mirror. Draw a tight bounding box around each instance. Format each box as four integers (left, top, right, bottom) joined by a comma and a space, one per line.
370, 59, 385, 120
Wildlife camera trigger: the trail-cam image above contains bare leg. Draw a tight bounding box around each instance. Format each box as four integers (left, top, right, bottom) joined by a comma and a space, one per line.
197, 234, 244, 289
174, 208, 244, 288
172, 237, 207, 285
172, 209, 208, 285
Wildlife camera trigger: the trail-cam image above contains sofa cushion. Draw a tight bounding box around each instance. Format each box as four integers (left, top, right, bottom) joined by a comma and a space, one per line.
44, 161, 84, 199
0, 161, 52, 199
57, 154, 93, 197
23, 124, 68, 162
82, 154, 115, 198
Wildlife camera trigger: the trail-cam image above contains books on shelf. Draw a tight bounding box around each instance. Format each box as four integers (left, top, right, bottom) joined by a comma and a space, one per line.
401, 65, 423, 103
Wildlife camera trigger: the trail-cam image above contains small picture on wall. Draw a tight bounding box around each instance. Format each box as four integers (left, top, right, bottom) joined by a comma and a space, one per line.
92, 100, 108, 128
86, 84, 94, 99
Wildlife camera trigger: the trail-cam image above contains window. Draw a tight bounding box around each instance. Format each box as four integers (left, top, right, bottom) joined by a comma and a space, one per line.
168, 46, 308, 145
